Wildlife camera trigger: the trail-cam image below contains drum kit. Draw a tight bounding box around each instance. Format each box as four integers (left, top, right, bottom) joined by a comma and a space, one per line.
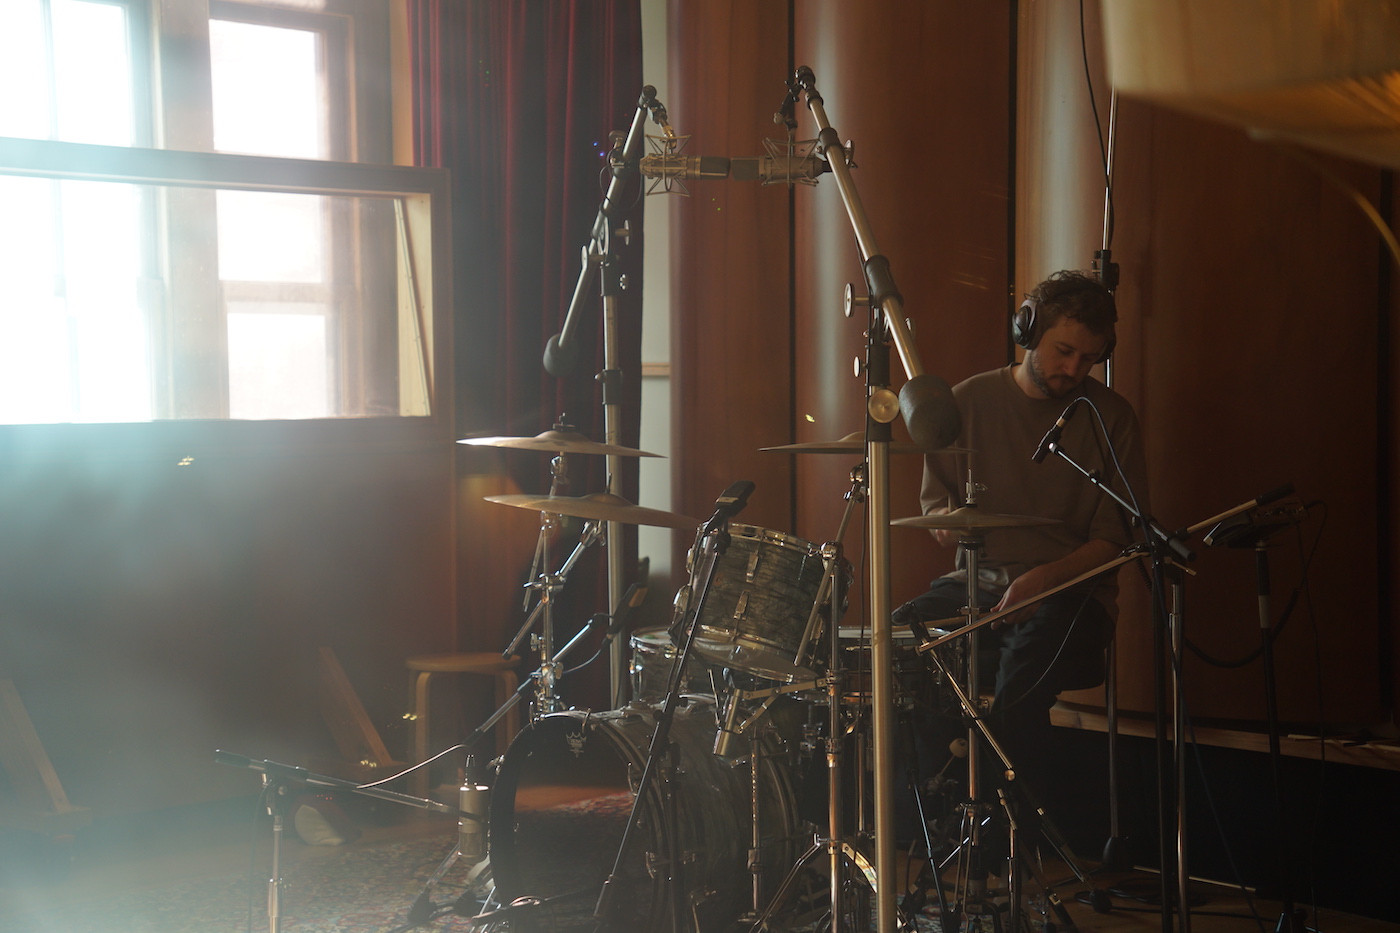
415, 420, 1092, 933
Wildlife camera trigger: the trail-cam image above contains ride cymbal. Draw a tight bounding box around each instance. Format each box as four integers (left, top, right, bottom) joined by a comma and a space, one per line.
485, 492, 700, 529
891, 507, 1060, 531
762, 432, 972, 455
459, 429, 660, 458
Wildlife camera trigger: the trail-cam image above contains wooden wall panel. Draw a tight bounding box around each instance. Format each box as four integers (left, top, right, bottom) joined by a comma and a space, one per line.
1111, 106, 1383, 723
669, 1, 797, 545
668, 0, 1393, 731
1017, 0, 1389, 725
789, 0, 1014, 616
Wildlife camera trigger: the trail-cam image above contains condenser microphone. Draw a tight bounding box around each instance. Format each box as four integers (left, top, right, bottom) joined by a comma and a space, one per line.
1031, 397, 1084, 464
730, 153, 830, 185
637, 153, 731, 181
457, 756, 489, 865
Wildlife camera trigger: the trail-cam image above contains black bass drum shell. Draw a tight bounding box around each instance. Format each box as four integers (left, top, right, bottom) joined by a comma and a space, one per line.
488, 698, 797, 932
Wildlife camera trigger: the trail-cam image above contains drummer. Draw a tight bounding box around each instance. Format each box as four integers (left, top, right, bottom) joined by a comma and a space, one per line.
895, 270, 1149, 812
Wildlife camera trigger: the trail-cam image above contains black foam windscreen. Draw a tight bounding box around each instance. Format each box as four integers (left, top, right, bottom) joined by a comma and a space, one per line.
899, 373, 962, 451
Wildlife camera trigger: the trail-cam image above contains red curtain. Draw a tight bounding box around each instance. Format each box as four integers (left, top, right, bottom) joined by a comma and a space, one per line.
409, 0, 645, 494
410, 1, 644, 702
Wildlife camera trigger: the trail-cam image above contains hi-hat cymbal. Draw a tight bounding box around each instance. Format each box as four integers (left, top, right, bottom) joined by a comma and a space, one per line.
458, 429, 660, 458
891, 507, 1061, 530
762, 432, 972, 455
485, 492, 700, 529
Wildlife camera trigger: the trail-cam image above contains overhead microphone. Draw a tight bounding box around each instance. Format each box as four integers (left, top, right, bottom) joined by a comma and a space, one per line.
637, 153, 731, 181
1031, 397, 1084, 464
730, 153, 830, 185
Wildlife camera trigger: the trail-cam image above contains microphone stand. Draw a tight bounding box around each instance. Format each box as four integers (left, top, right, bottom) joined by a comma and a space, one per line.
1038, 435, 1197, 933
593, 486, 746, 931
789, 65, 960, 933
212, 752, 471, 933
1201, 496, 1309, 933
543, 87, 670, 708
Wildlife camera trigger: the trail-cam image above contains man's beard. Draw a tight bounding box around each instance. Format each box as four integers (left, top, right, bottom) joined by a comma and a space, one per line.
1027, 353, 1080, 399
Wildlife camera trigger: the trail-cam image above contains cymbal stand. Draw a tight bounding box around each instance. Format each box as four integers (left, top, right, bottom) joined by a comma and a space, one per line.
544, 87, 673, 707
751, 466, 917, 932
501, 504, 605, 719
788, 63, 963, 933
940, 520, 1005, 933
921, 622, 1094, 933
792, 463, 866, 676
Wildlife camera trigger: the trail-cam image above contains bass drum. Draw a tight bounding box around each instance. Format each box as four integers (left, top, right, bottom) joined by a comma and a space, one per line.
488, 698, 798, 933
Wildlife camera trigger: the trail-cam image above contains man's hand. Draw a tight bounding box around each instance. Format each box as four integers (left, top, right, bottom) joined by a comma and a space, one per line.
987, 538, 1120, 630
989, 564, 1054, 629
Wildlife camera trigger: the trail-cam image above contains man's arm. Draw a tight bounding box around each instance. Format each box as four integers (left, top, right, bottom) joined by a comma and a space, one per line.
989, 537, 1120, 628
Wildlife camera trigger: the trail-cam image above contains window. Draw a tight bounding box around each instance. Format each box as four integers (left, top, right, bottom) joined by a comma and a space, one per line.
0, 0, 438, 425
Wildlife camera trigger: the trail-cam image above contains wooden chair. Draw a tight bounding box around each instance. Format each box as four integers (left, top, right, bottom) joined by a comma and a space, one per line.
404, 652, 521, 796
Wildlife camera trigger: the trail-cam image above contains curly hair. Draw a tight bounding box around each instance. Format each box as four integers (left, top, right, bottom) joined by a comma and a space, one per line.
1027, 270, 1117, 339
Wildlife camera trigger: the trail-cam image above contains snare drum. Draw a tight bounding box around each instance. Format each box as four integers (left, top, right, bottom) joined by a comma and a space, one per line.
682, 524, 849, 682
835, 623, 967, 712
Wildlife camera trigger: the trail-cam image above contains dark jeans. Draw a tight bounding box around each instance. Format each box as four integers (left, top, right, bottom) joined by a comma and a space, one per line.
894, 576, 1112, 813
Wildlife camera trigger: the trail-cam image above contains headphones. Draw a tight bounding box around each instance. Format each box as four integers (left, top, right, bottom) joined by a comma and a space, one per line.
1012, 293, 1116, 362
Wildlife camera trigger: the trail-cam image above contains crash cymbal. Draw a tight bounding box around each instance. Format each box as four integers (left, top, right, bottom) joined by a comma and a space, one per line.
458, 429, 660, 458
762, 432, 972, 455
485, 492, 700, 529
891, 506, 1061, 530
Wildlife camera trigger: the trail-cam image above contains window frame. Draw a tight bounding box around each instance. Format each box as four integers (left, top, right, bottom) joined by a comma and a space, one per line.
0, 134, 452, 451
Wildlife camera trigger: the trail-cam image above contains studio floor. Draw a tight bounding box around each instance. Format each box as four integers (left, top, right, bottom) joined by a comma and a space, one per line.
1, 785, 1396, 933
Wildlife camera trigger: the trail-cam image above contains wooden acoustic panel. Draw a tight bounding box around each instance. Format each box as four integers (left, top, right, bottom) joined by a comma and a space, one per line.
790, 0, 1015, 614
669, 1, 798, 546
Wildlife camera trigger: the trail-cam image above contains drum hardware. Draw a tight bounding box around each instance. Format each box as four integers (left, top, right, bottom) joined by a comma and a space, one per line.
492, 509, 602, 720
480, 430, 591, 721
486, 442, 690, 719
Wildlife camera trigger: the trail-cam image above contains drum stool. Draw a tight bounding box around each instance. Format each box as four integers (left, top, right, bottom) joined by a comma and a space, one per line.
404, 652, 521, 796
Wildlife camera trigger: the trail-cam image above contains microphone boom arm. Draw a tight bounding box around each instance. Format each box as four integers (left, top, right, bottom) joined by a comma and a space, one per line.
546, 86, 660, 376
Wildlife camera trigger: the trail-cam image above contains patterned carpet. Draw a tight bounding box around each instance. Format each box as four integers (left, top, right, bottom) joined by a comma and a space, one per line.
2, 834, 476, 933
0, 790, 959, 933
